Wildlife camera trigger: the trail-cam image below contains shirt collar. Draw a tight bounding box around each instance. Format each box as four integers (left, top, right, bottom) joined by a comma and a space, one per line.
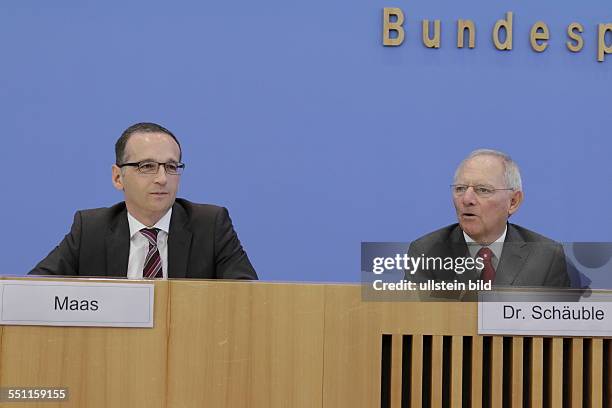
127, 208, 173, 239
463, 224, 507, 261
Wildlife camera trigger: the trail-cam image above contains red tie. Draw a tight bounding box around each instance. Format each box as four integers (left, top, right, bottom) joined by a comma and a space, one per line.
477, 247, 495, 284
140, 228, 162, 279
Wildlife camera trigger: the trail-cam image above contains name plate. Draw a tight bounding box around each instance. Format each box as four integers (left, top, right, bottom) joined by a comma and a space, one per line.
478, 291, 612, 337
0, 280, 154, 328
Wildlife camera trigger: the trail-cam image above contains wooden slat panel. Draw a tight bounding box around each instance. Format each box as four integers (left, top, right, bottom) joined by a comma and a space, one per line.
569, 338, 583, 408
550, 337, 564, 407
491, 337, 503, 408
604, 339, 612, 408
322, 286, 477, 408
511, 337, 523, 408
471, 336, 483, 408
391, 334, 403, 408
450, 336, 463, 408
431, 336, 444, 408
531, 337, 544, 408
411, 335, 423, 408
591, 339, 603, 408
0, 280, 169, 408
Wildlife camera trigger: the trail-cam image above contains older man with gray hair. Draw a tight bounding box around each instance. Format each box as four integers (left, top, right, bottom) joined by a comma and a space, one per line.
406, 149, 569, 287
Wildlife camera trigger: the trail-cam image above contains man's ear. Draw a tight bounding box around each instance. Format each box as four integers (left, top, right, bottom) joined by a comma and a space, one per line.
508, 190, 524, 216
112, 164, 124, 191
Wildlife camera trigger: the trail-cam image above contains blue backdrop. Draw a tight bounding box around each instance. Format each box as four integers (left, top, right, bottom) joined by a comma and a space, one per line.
2, 0, 611, 282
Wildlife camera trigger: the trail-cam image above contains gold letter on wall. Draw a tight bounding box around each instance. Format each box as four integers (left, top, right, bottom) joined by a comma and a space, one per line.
493, 12, 513, 50
383, 8, 405, 46
566, 23, 584, 52
597, 23, 612, 62
422, 20, 441, 48
457, 20, 475, 49
530, 21, 549, 52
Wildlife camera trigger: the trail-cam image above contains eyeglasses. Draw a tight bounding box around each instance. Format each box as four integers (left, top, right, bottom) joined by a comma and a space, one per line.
118, 161, 185, 175
450, 184, 514, 198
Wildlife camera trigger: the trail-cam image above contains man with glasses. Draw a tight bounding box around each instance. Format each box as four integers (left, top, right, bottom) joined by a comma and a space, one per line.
29, 122, 258, 280
406, 149, 569, 287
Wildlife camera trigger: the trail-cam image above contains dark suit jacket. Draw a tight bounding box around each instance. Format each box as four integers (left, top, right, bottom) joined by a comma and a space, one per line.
29, 198, 258, 280
406, 223, 570, 287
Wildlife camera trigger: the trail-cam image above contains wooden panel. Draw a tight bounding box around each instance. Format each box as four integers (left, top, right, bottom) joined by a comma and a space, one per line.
322, 285, 381, 408
431, 335, 443, 408
491, 337, 503, 408
0, 280, 169, 408
322, 286, 479, 407
569, 338, 583, 408
390, 334, 403, 408
591, 339, 603, 408
378, 301, 479, 336
411, 335, 424, 408
471, 336, 483, 408
531, 337, 544, 408
167, 281, 325, 408
450, 336, 463, 408
550, 338, 564, 407
322, 286, 478, 407
1, 279, 609, 408
604, 339, 612, 408
511, 337, 523, 408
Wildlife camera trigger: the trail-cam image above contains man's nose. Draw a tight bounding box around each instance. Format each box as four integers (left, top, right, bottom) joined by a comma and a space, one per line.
462, 186, 478, 205
153, 165, 168, 184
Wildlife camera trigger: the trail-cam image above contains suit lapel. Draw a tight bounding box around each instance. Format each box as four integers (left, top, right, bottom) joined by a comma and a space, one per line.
449, 225, 469, 257
167, 202, 192, 279
496, 224, 530, 285
449, 226, 477, 284
105, 208, 130, 277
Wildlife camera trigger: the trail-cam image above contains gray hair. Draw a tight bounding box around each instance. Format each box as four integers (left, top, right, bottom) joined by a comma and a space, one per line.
454, 149, 522, 191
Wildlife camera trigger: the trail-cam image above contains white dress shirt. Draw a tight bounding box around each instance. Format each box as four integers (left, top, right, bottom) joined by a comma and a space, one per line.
126, 209, 172, 279
464, 225, 507, 276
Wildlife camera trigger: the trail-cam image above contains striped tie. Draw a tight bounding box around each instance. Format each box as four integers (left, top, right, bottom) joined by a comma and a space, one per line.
477, 247, 495, 284
140, 228, 162, 279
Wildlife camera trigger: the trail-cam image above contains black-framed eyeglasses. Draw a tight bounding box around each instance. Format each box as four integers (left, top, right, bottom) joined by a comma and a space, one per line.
118, 161, 185, 175
450, 184, 514, 198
